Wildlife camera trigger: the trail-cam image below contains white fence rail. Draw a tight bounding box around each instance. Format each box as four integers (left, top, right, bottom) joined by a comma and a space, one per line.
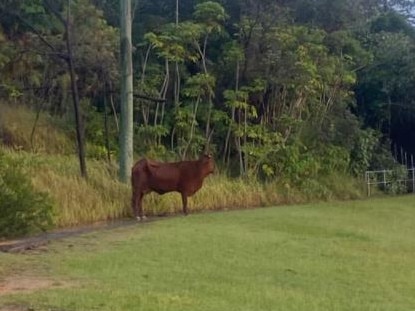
365, 168, 415, 196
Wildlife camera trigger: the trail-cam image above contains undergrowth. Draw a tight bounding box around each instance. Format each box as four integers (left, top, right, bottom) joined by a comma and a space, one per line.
0, 103, 366, 232
0, 104, 74, 154
0, 149, 365, 230
0, 150, 53, 238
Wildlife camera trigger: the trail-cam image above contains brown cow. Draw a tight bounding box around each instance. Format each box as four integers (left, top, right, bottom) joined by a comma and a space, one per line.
131, 154, 215, 220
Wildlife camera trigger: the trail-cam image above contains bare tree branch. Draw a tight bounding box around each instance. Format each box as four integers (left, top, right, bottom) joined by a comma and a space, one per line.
133, 93, 167, 102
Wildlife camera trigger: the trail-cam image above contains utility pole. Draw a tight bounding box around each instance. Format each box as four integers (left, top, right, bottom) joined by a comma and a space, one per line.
119, 0, 134, 183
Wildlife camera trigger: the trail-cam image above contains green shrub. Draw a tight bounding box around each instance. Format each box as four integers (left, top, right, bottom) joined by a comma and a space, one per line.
0, 151, 54, 238
349, 128, 379, 176
383, 166, 408, 195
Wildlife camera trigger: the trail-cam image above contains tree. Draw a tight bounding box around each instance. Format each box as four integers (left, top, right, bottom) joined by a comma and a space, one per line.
3, 0, 415, 180
0, 0, 118, 176
42, 0, 88, 178
356, 29, 415, 154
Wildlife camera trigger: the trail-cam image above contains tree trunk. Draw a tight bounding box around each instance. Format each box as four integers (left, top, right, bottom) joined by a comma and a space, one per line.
172, 0, 180, 151
38, 0, 87, 177
223, 60, 239, 165
199, 35, 213, 140
103, 83, 111, 163
160, 59, 169, 126
65, 0, 87, 179
108, 81, 119, 132
119, 0, 134, 183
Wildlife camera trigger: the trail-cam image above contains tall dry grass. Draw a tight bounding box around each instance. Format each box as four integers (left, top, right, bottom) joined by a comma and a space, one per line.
1, 150, 129, 227
0, 104, 74, 154
2, 149, 365, 228
0, 103, 366, 228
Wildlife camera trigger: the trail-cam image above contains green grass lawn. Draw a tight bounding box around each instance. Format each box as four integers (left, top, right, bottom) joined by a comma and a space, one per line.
1, 196, 415, 311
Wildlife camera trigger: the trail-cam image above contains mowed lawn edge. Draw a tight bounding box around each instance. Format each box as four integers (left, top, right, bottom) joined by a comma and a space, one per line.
0, 196, 414, 311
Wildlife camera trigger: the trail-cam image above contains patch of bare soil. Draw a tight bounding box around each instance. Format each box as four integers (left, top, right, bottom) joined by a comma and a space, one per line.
0, 218, 141, 254
0, 276, 68, 296
0, 305, 28, 311
0, 276, 71, 310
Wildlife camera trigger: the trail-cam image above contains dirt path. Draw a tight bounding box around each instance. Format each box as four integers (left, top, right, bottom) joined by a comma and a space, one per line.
0, 217, 153, 253
0, 206, 238, 254
0, 219, 131, 302
0, 216, 166, 301
0, 276, 70, 295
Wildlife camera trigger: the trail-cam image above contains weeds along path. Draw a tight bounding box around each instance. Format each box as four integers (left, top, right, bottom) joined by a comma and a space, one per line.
0, 205, 252, 253
0, 203, 268, 254
0, 217, 162, 253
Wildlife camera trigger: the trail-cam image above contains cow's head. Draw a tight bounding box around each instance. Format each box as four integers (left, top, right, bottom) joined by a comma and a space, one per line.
200, 153, 215, 175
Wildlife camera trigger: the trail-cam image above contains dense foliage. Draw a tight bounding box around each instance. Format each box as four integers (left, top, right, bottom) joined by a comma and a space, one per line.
1, 0, 414, 181
0, 151, 53, 238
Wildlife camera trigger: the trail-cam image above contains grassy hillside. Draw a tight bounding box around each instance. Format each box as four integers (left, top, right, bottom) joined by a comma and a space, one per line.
0, 104, 75, 154
0, 103, 366, 231
0, 196, 414, 310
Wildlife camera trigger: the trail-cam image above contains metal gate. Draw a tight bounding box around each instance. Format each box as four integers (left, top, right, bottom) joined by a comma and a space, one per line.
365, 168, 415, 196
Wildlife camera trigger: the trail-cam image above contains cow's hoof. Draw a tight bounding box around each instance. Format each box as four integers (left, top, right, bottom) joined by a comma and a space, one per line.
136, 216, 147, 222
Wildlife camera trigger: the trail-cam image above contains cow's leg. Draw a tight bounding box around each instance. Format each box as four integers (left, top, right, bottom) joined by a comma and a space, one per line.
136, 193, 147, 221
181, 193, 188, 216
132, 187, 146, 221
132, 188, 139, 219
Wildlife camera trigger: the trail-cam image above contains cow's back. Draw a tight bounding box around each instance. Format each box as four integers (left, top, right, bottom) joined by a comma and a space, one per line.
137, 160, 181, 193
176, 161, 206, 195
151, 162, 181, 191
132, 158, 208, 195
